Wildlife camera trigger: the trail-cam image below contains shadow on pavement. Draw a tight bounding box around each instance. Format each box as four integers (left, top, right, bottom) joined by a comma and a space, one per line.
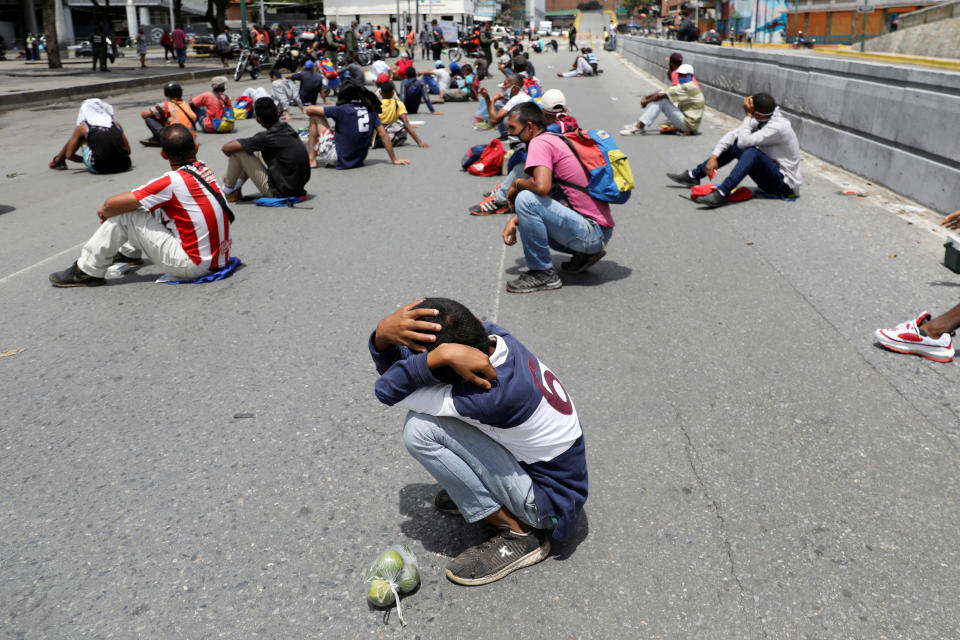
398, 482, 590, 562
0, 205, 15, 215
398, 482, 493, 558
505, 257, 632, 286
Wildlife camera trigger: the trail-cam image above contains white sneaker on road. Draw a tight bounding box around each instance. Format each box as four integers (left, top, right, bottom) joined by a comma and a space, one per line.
874, 312, 955, 363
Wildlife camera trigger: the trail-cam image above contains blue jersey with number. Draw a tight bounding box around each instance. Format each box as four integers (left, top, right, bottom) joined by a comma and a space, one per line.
370, 322, 587, 541
323, 102, 381, 169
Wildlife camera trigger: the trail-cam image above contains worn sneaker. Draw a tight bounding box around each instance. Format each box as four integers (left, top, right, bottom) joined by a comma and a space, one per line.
482, 183, 501, 199
139, 138, 161, 147
696, 189, 729, 208
49, 262, 106, 288
874, 312, 955, 363
49, 156, 67, 170
659, 124, 678, 134
666, 170, 700, 186
112, 252, 144, 266
619, 124, 643, 136
469, 194, 509, 216
445, 527, 550, 586
434, 489, 461, 515
560, 250, 606, 274
506, 268, 562, 293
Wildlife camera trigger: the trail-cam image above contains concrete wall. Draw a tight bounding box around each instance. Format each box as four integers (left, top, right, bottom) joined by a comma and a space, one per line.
901, 0, 960, 28
865, 14, 960, 58
617, 36, 960, 214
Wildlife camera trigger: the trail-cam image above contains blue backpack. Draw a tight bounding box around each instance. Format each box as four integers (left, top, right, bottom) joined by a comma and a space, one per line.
552, 129, 635, 205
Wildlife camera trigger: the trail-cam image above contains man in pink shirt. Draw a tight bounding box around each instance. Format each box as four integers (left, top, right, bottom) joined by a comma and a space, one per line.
172, 24, 187, 68
500, 102, 614, 293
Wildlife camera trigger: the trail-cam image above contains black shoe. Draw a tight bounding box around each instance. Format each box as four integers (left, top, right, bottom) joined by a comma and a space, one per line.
560, 250, 606, 274
506, 268, 562, 294
49, 156, 67, 170
112, 252, 144, 266
696, 189, 729, 208
666, 170, 700, 186
445, 527, 550, 586
139, 139, 161, 147
49, 262, 106, 287
434, 490, 460, 515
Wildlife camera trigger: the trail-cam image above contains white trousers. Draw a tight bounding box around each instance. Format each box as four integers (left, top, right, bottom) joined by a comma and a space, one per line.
561, 57, 593, 77
77, 209, 210, 280
639, 97, 689, 131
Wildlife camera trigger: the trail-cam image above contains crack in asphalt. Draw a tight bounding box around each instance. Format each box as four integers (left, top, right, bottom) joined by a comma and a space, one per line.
672, 404, 772, 640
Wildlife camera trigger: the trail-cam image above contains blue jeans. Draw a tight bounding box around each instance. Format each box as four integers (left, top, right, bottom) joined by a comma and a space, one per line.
514, 190, 613, 271
403, 412, 550, 528
422, 75, 440, 94
494, 161, 526, 204
693, 141, 793, 197
175, 47, 186, 66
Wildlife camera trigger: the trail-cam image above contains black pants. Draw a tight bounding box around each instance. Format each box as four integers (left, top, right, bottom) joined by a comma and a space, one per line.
92, 46, 107, 70
432, 42, 442, 60
163, 44, 173, 60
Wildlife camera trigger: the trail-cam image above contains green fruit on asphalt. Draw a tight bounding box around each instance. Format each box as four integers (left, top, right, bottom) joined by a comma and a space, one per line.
397, 562, 419, 593
366, 550, 404, 580
367, 578, 396, 607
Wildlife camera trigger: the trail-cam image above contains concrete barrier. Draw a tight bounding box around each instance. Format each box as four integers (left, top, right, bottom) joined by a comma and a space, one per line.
617, 36, 960, 214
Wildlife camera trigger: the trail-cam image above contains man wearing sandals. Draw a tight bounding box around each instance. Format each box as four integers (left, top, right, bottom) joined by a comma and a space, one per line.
370, 297, 587, 585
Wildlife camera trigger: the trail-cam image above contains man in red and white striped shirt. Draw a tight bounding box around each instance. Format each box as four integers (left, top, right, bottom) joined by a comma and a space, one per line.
50, 124, 231, 287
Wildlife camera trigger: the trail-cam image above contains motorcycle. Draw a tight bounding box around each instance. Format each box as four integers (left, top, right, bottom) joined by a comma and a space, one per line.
234, 43, 267, 81
274, 43, 301, 72
792, 36, 814, 49
446, 37, 480, 63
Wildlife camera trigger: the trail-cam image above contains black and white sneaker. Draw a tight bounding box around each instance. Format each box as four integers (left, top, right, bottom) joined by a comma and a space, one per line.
434, 489, 461, 515
505, 268, 562, 294
445, 527, 550, 586
49, 262, 106, 288
560, 250, 606, 274
666, 170, 700, 186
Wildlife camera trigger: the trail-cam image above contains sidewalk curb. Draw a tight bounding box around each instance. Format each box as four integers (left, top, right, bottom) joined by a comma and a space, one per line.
0, 64, 272, 111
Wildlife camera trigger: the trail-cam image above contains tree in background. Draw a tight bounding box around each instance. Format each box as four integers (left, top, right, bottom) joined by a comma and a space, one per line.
41, 0, 62, 68
205, 0, 229, 33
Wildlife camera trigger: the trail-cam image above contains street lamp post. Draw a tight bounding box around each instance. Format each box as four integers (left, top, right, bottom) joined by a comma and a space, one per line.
860, 0, 869, 52
240, 0, 248, 46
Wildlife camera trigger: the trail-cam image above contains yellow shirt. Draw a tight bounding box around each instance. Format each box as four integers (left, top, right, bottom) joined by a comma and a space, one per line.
378, 97, 407, 126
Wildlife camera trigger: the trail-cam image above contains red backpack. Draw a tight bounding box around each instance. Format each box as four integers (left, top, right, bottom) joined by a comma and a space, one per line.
467, 139, 505, 176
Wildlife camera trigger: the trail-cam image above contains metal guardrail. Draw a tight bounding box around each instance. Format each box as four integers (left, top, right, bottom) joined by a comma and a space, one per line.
900, 0, 960, 29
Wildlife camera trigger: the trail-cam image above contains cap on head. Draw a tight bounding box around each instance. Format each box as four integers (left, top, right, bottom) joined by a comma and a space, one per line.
211, 75, 228, 90
540, 88, 566, 113
449, 62, 461, 73
676, 63, 694, 75
376, 72, 390, 84
163, 81, 183, 99
304, 60, 315, 70
435, 60, 444, 68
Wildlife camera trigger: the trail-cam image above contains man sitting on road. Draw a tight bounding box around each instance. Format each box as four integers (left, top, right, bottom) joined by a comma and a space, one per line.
376, 81, 430, 149
139, 81, 197, 147
500, 102, 614, 293
270, 68, 304, 120
305, 83, 411, 169
470, 89, 578, 216
288, 60, 327, 106
620, 63, 703, 136
220, 97, 309, 202
667, 93, 800, 208
478, 74, 532, 138
49, 98, 131, 174
370, 297, 587, 585
190, 76, 234, 133
399, 66, 441, 115
557, 51, 594, 78
49, 124, 231, 287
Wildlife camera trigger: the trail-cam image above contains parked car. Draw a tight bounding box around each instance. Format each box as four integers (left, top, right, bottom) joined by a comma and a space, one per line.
193, 34, 216, 55
700, 29, 722, 45
491, 25, 511, 40
73, 40, 92, 57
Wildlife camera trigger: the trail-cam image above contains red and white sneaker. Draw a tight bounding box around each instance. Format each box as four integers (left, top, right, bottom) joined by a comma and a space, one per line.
874, 312, 955, 363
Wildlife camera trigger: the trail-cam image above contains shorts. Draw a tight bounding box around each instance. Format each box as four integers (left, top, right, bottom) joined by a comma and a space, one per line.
80, 145, 100, 174
315, 129, 338, 167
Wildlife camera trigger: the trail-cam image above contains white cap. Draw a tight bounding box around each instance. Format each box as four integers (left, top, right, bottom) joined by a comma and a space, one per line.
540, 88, 567, 113
676, 63, 694, 75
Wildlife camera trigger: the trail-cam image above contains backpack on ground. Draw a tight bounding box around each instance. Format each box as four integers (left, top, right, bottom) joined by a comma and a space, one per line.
552, 129, 634, 204
466, 138, 505, 176
374, 120, 408, 148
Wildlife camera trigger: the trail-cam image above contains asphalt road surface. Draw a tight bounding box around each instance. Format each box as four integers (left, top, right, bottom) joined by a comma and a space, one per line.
1, 45, 959, 640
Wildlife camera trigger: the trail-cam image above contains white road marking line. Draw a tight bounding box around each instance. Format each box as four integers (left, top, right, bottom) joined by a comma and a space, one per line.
0, 243, 83, 286
492, 240, 507, 323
